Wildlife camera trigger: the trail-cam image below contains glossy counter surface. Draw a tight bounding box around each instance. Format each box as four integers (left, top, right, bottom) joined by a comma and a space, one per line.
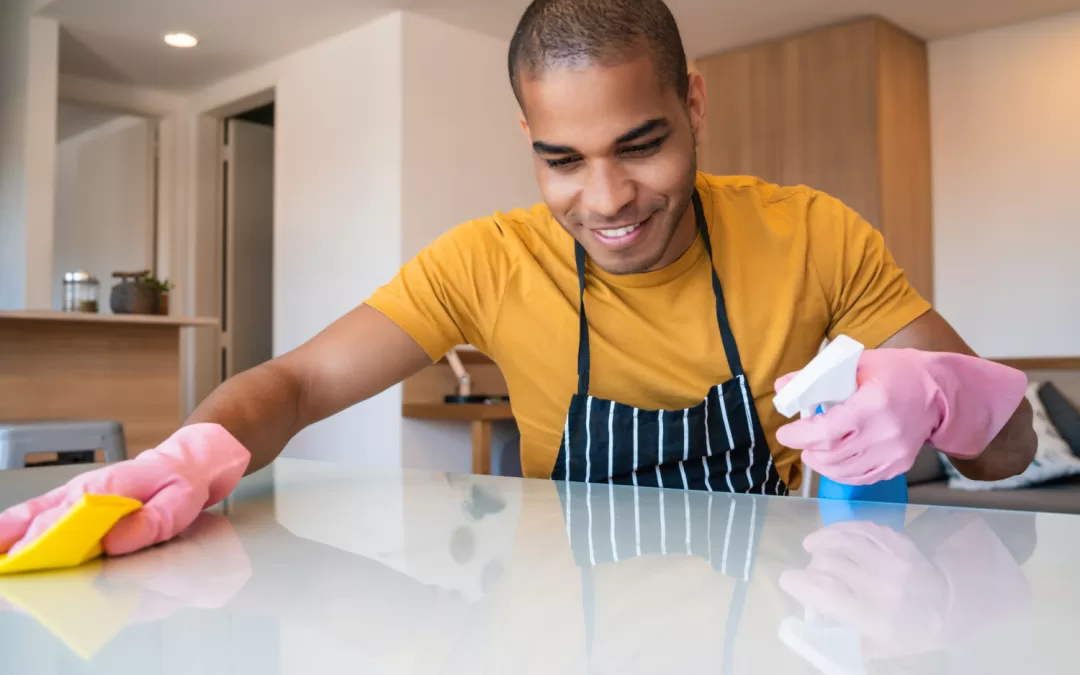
1, 459, 1077, 674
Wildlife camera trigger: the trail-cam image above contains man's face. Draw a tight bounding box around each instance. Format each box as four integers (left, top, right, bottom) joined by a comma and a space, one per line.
518, 54, 706, 275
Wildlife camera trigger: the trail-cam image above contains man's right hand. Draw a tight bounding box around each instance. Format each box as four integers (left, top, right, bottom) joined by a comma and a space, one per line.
0, 423, 250, 557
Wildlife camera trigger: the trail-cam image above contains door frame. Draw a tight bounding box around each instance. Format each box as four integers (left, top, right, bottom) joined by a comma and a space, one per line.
186, 88, 276, 412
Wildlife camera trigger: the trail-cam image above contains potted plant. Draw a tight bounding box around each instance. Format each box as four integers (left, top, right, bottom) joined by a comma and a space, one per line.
140, 273, 174, 315
110, 271, 173, 315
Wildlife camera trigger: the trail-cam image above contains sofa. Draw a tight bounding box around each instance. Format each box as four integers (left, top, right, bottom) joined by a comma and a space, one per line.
907, 364, 1080, 515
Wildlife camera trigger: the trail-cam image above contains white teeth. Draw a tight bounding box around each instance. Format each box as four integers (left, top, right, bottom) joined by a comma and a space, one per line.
597, 222, 641, 238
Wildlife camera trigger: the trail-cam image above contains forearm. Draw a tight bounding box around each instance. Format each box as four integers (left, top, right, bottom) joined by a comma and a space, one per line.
879, 311, 1037, 483
182, 361, 305, 474
181, 305, 433, 474
946, 396, 1036, 482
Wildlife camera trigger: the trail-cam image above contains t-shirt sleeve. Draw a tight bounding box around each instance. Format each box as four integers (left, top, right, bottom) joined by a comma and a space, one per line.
364, 217, 513, 361
806, 190, 931, 349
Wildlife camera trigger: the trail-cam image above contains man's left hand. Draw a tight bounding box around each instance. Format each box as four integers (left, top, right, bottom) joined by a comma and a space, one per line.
776, 343, 1028, 486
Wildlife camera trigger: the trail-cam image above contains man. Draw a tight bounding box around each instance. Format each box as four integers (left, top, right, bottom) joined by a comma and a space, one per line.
0, 0, 1035, 557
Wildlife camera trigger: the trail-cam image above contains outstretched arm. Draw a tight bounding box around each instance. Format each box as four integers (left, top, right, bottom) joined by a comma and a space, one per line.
185, 303, 433, 474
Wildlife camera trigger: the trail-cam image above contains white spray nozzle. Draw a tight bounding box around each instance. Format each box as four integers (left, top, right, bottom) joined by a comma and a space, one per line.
773, 335, 865, 419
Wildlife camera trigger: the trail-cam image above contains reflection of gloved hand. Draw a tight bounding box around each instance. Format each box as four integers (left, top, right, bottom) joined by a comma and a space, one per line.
97, 512, 252, 624
780, 520, 948, 658
779, 518, 1031, 659
775, 349, 1027, 485
0, 423, 250, 557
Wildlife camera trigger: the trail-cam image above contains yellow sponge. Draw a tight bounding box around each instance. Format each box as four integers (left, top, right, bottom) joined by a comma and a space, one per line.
0, 494, 142, 575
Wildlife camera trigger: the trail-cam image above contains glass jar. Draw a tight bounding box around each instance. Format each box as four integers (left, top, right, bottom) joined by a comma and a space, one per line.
62, 271, 100, 313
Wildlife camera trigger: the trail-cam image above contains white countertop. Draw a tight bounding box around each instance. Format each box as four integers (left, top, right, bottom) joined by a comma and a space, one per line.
1, 459, 1076, 674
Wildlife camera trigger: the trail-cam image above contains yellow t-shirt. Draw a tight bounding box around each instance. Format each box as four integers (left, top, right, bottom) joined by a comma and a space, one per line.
365, 173, 930, 489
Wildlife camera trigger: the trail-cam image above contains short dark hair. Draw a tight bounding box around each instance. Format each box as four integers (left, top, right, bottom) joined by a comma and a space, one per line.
508, 0, 690, 109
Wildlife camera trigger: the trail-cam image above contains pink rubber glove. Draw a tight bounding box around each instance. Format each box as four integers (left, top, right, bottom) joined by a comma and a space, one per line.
775, 349, 1028, 485
0, 423, 250, 557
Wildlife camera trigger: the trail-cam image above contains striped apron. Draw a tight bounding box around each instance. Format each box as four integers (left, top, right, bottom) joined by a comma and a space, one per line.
550, 189, 788, 496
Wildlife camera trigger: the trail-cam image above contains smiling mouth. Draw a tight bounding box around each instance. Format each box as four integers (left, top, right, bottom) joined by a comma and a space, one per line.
596, 222, 642, 238
590, 213, 654, 249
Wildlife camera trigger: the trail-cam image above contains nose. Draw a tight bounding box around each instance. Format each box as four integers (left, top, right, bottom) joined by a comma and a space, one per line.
580, 160, 635, 220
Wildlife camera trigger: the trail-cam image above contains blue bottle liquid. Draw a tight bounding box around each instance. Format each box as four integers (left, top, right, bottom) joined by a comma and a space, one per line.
813, 404, 908, 528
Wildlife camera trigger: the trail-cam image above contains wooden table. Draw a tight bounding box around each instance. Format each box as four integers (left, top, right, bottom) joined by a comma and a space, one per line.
0, 310, 217, 456
402, 402, 514, 475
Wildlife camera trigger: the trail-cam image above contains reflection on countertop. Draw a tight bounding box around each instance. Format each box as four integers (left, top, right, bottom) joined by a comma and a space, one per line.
0, 458, 1067, 674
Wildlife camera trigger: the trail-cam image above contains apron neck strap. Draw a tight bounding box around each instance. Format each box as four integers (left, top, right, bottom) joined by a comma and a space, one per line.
574, 241, 591, 396
572, 187, 746, 397
694, 190, 746, 379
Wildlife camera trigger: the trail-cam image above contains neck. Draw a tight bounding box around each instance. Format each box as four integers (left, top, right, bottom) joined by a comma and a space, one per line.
646, 195, 698, 272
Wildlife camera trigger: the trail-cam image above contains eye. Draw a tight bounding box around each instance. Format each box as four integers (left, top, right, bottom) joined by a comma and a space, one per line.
545, 155, 582, 170
619, 135, 667, 158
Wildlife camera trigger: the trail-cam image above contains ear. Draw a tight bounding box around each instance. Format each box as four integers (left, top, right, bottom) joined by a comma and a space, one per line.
686, 70, 707, 145
518, 110, 532, 142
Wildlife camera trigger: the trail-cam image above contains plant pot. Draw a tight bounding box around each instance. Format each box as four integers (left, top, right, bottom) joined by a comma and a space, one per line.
110, 280, 160, 315
158, 291, 169, 315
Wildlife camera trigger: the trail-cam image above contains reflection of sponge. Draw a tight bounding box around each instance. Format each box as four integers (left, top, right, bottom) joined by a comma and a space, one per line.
0, 561, 141, 660
0, 494, 142, 575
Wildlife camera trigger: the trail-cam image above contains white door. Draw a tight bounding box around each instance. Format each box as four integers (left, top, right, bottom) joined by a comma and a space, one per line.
222, 119, 274, 378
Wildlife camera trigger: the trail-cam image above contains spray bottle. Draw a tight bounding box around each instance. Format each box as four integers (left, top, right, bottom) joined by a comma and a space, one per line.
772, 335, 908, 516
774, 336, 909, 672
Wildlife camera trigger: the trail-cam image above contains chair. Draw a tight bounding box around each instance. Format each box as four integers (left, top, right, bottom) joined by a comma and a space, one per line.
0, 420, 126, 469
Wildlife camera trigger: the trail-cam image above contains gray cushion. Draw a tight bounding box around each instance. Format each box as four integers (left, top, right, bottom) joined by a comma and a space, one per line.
1039, 381, 1080, 456
907, 445, 946, 485
909, 475, 1080, 514
941, 382, 1080, 491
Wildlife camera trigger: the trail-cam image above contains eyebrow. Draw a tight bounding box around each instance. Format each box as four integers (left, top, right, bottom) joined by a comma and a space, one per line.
531, 117, 671, 156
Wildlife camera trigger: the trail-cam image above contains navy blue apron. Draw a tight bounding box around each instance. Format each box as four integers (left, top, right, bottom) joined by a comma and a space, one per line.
550, 189, 788, 496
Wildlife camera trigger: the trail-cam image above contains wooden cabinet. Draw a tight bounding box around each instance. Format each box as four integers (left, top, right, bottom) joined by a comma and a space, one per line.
0, 311, 218, 456
696, 17, 933, 299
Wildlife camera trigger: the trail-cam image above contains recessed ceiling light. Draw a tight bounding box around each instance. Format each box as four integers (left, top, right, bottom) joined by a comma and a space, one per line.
164, 32, 198, 48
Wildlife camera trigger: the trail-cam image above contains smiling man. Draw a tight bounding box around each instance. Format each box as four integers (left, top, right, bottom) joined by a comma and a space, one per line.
0, 0, 1036, 558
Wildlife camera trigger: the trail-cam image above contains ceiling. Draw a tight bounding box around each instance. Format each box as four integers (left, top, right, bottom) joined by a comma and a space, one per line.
39, 0, 1080, 93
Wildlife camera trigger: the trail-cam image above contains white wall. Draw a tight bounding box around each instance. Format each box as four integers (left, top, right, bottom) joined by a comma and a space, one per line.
0, 4, 57, 310
180, 11, 540, 471
184, 13, 406, 465
0, 0, 33, 309
268, 13, 406, 465
930, 11, 1080, 358
23, 18, 60, 310
52, 116, 155, 311
399, 12, 540, 473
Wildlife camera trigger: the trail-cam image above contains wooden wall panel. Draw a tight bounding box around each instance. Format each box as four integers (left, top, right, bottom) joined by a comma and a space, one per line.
698, 19, 880, 224
778, 19, 880, 223
698, 42, 785, 181
696, 17, 934, 300
876, 19, 934, 300
0, 320, 181, 455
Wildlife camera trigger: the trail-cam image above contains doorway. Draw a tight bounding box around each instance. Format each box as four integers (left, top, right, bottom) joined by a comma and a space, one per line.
219, 101, 274, 381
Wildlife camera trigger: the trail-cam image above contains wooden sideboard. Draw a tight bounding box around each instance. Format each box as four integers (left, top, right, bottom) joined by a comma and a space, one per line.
402, 346, 513, 475
0, 310, 218, 456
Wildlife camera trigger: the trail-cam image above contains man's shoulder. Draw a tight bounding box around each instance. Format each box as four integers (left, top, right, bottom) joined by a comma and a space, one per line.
699, 173, 816, 208
699, 173, 859, 238
439, 201, 565, 253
